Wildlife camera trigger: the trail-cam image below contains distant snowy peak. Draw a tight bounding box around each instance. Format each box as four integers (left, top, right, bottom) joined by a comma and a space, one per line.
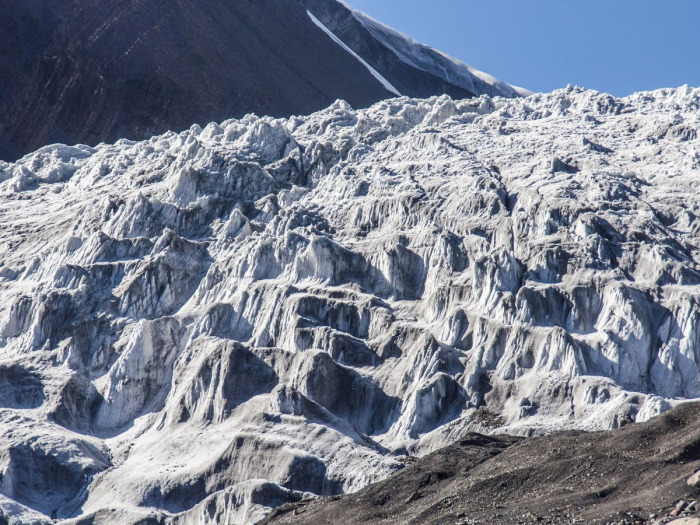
346, 5, 529, 98
300, 0, 527, 100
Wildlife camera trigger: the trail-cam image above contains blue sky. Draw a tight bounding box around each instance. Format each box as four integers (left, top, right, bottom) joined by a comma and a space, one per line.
346, 1, 700, 97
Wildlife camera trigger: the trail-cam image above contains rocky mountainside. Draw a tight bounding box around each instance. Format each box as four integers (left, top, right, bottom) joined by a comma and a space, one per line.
0, 0, 520, 163
264, 401, 700, 525
0, 85, 699, 523
300, 0, 526, 100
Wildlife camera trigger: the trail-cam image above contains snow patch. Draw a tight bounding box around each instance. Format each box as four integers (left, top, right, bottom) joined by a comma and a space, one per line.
307, 10, 402, 97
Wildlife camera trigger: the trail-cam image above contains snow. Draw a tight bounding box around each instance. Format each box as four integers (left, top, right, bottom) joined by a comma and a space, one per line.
340, 2, 523, 98
509, 84, 535, 97
0, 85, 700, 523
307, 11, 402, 97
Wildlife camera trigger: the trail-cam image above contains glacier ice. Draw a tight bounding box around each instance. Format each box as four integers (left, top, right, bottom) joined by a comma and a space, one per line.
0, 85, 700, 523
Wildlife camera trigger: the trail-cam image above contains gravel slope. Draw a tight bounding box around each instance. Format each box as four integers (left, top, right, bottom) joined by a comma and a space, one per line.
264, 401, 700, 525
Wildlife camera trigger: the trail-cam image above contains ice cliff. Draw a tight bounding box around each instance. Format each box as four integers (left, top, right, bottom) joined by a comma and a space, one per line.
0, 85, 699, 523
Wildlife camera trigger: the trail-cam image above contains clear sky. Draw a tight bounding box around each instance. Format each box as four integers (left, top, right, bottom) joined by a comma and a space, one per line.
345, 1, 700, 97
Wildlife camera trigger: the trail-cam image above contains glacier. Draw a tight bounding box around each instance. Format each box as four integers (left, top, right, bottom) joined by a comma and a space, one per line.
0, 85, 699, 523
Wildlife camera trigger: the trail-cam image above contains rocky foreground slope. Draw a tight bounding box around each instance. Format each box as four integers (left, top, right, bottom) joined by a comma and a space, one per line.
0, 0, 521, 162
264, 401, 700, 524
0, 85, 699, 523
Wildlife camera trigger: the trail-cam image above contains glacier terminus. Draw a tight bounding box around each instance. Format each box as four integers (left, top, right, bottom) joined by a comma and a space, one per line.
0, 86, 699, 523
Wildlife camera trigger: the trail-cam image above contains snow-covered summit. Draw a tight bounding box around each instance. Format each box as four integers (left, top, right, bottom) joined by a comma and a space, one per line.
340, 0, 529, 98
1, 85, 699, 523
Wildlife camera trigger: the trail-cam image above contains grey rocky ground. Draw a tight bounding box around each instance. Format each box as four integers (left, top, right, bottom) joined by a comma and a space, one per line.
264, 401, 700, 525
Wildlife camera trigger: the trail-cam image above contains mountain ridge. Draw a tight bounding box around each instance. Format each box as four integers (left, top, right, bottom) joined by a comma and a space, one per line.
0, 0, 520, 162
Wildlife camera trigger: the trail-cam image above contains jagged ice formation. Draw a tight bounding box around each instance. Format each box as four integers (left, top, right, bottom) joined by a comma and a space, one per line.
0, 86, 700, 523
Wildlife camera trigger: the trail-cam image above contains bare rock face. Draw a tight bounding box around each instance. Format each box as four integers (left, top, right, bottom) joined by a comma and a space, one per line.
0, 0, 522, 162
0, 86, 699, 522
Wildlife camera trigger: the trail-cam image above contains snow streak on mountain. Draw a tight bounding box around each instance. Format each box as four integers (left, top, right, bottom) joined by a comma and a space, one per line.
0, 0, 521, 163
0, 85, 699, 523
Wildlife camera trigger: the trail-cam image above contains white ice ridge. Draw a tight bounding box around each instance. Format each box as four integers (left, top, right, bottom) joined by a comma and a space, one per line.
308, 10, 402, 97
340, 0, 530, 98
0, 85, 700, 524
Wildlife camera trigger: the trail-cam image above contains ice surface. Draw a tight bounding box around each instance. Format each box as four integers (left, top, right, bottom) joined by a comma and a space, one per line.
1, 86, 700, 523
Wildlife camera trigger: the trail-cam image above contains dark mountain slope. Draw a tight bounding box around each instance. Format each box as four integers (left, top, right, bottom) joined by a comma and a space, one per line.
264, 402, 700, 525
300, 0, 522, 99
0, 0, 393, 161
0, 0, 518, 162
299, 0, 476, 100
